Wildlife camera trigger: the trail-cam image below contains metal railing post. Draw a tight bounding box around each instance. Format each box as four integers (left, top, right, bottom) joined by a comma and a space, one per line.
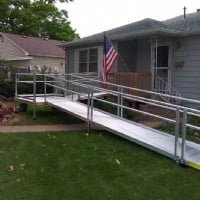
181, 109, 187, 164
87, 88, 91, 133
14, 73, 18, 112
15, 73, 18, 98
120, 87, 123, 118
33, 71, 36, 119
44, 75, 47, 103
117, 87, 120, 116
66, 74, 69, 95
174, 107, 180, 159
55, 72, 58, 96
90, 90, 94, 121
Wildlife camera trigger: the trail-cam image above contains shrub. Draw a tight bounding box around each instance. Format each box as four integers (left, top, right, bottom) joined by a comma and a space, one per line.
93, 95, 134, 120
0, 81, 15, 97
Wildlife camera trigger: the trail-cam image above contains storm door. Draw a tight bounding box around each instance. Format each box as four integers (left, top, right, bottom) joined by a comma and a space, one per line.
152, 43, 172, 92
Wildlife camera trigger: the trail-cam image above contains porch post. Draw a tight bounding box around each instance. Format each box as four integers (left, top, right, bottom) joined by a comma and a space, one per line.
151, 37, 158, 92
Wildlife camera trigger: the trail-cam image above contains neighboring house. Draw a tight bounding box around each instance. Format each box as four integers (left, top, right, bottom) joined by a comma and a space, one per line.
61, 11, 200, 101
0, 32, 65, 74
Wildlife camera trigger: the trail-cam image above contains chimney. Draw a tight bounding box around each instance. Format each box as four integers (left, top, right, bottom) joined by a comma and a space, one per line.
183, 6, 186, 19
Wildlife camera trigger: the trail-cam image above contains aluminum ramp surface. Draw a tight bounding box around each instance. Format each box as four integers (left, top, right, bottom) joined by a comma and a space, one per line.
46, 96, 200, 168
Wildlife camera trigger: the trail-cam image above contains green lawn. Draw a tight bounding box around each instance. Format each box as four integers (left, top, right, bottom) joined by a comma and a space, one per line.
0, 131, 200, 200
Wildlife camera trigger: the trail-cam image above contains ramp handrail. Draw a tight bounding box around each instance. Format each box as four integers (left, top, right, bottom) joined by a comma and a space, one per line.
15, 72, 200, 165
155, 76, 182, 104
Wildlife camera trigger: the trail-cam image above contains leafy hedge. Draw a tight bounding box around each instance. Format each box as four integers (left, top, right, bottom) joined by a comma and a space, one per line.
0, 81, 15, 97
92, 96, 134, 120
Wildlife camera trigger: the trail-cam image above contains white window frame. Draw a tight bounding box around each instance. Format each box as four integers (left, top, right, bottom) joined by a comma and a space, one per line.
78, 47, 99, 73
74, 46, 102, 75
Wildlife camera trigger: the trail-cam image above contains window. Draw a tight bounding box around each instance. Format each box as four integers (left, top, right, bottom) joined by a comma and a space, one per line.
79, 50, 87, 72
79, 48, 98, 73
18, 66, 30, 73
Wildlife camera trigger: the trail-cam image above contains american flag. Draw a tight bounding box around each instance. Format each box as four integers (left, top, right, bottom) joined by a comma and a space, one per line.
102, 34, 118, 82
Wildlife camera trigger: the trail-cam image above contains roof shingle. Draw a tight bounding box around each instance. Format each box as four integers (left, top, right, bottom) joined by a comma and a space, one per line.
3, 33, 65, 58
62, 11, 200, 48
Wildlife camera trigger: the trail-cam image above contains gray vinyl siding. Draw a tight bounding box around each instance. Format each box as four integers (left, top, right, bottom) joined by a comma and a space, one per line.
117, 40, 151, 72
118, 41, 137, 71
66, 48, 75, 73
136, 40, 151, 72
172, 36, 200, 100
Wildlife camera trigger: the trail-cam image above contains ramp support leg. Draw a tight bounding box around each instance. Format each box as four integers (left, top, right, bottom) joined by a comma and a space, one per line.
180, 109, 187, 164
174, 107, 180, 159
87, 91, 91, 133
33, 71, 36, 120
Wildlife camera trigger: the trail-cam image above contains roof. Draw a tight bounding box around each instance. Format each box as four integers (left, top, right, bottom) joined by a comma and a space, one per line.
62, 11, 200, 48
2, 33, 65, 58
163, 11, 200, 35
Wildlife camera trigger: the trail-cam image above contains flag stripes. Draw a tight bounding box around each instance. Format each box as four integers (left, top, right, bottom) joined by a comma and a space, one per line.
102, 34, 118, 82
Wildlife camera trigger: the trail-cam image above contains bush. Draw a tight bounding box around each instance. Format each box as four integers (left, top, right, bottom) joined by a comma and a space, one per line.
17, 74, 53, 95
0, 61, 17, 97
0, 81, 15, 97
18, 103, 28, 112
188, 115, 200, 127
93, 95, 134, 120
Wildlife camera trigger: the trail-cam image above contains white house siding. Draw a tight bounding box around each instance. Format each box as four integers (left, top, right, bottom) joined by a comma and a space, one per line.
0, 35, 65, 73
172, 36, 200, 100
8, 56, 65, 73
0, 36, 25, 59
29, 56, 65, 74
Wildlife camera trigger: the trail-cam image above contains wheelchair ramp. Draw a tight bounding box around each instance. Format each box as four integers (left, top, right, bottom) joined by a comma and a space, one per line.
46, 96, 200, 169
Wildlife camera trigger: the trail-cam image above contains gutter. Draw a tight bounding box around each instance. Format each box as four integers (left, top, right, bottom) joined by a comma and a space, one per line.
3, 56, 33, 61
60, 29, 180, 48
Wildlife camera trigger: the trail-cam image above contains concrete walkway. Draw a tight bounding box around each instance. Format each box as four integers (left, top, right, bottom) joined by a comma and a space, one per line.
0, 124, 87, 133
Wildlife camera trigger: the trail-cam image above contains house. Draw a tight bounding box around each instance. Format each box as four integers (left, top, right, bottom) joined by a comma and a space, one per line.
61, 11, 200, 101
0, 32, 65, 74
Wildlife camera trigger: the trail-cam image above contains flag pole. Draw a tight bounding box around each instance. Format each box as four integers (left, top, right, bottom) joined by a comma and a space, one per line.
103, 32, 106, 82
102, 33, 129, 82
117, 53, 130, 71
104, 33, 129, 73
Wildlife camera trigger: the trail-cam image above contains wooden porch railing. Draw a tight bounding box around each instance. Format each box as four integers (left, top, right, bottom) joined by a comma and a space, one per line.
113, 72, 152, 97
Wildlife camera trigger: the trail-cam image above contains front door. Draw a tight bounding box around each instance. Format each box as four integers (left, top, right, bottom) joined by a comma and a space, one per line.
152, 43, 172, 92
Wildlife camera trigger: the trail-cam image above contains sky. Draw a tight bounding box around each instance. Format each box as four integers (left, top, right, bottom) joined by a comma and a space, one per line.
57, 0, 200, 38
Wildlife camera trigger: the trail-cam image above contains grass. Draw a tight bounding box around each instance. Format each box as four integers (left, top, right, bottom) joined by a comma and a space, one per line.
0, 130, 200, 200
156, 121, 200, 144
8, 103, 83, 125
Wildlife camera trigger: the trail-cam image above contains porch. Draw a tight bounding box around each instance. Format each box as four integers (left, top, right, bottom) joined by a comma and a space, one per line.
108, 71, 181, 106
109, 72, 151, 98
115, 37, 180, 101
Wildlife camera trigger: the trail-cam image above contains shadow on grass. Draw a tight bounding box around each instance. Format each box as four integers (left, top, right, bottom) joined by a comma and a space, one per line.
10, 103, 84, 125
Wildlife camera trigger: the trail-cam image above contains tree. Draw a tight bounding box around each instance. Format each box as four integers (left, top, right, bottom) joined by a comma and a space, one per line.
0, 0, 78, 41
36, 0, 73, 3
